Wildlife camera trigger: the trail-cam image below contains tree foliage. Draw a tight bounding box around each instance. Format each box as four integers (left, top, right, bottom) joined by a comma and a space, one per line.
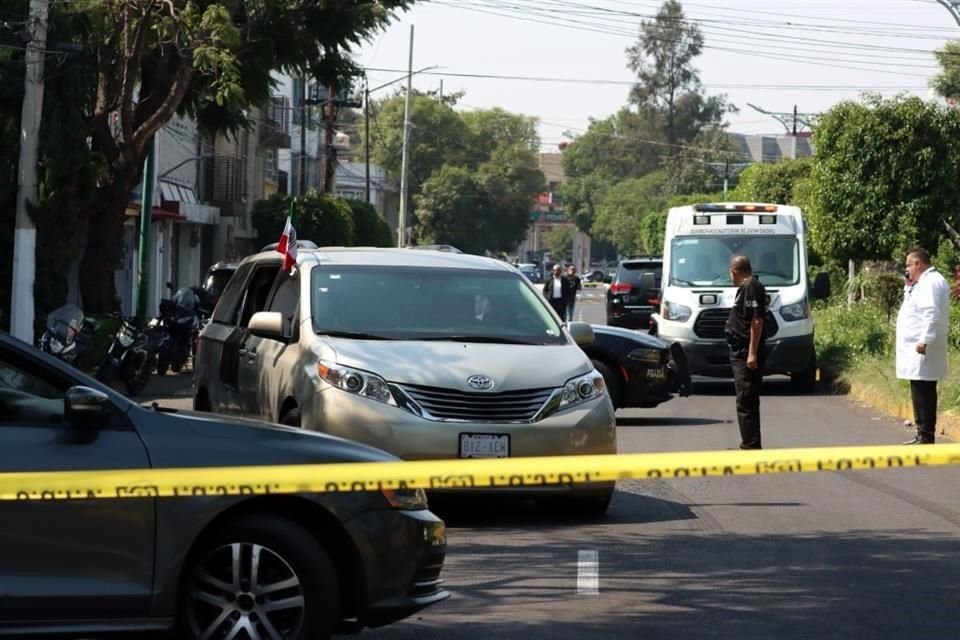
591, 171, 668, 256
808, 95, 960, 262
30, 0, 412, 312
343, 199, 393, 246
626, 0, 732, 148
252, 193, 355, 248
368, 95, 544, 253
734, 158, 812, 204
931, 41, 960, 103
545, 225, 576, 260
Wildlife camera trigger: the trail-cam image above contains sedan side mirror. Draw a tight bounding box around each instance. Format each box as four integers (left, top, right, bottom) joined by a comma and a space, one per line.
567, 321, 595, 347
811, 272, 831, 300
248, 311, 287, 341
64, 386, 111, 427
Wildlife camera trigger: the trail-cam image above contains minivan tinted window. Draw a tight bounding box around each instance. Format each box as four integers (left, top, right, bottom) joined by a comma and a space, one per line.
311, 266, 564, 344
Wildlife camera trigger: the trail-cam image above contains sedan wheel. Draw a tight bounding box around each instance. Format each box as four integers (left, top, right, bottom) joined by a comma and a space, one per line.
184, 516, 339, 640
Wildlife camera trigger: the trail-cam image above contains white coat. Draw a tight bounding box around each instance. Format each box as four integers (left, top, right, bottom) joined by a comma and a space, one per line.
895, 266, 950, 381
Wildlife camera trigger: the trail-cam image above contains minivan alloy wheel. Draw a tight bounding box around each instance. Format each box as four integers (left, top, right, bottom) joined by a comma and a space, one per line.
188, 542, 306, 640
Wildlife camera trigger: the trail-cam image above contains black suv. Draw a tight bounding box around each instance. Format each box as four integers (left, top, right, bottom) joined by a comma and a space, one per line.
605, 258, 663, 329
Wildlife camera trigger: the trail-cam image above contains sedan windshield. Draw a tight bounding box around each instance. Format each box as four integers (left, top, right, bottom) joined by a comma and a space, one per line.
670, 235, 800, 287
311, 266, 564, 344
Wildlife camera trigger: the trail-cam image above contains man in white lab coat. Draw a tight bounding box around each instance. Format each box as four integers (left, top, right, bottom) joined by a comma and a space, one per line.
896, 247, 950, 445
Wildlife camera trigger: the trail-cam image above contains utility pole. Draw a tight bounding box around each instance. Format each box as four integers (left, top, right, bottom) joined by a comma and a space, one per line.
936, 0, 960, 26
397, 24, 415, 248
10, 0, 49, 343
299, 73, 307, 195
323, 82, 336, 193
364, 77, 371, 203
135, 139, 156, 322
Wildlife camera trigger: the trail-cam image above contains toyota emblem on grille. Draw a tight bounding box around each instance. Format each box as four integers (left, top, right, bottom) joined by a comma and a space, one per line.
467, 375, 494, 390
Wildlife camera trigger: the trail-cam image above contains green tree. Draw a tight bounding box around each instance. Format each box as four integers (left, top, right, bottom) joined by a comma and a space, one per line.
808, 95, 960, 262
931, 40, 960, 103
252, 193, 354, 248
368, 92, 471, 194
414, 165, 491, 254
37, 0, 411, 312
343, 199, 392, 246
545, 225, 576, 260
592, 171, 668, 256
734, 158, 811, 204
474, 144, 545, 251
626, 0, 732, 148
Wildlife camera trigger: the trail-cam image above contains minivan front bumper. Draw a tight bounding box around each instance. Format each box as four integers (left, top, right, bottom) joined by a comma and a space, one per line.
307, 387, 617, 461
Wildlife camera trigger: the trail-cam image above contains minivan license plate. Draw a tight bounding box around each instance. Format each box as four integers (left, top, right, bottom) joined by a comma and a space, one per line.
459, 433, 510, 458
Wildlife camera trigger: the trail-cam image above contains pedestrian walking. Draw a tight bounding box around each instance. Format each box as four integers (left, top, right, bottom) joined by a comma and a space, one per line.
543, 264, 572, 320
897, 247, 950, 445
565, 265, 583, 322
725, 255, 767, 450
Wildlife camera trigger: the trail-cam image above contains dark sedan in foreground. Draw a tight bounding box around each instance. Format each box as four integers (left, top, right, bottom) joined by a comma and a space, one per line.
0, 332, 448, 639
582, 324, 692, 410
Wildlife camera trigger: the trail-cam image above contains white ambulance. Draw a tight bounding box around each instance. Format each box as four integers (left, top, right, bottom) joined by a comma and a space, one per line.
651, 203, 831, 391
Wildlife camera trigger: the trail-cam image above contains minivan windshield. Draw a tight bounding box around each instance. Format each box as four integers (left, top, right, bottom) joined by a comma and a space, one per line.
670, 235, 800, 287
310, 266, 564, 344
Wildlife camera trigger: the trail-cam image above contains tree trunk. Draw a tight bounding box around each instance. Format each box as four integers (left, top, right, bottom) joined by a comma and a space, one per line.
78, 181, 138, 313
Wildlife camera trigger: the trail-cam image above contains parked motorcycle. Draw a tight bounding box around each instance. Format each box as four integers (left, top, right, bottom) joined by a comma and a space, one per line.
37, 304, 97, 367
156, 285, 201, 375
97, 315, 165, 396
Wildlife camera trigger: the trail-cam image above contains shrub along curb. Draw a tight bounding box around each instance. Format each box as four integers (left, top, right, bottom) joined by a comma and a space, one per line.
847, 381, 960, 443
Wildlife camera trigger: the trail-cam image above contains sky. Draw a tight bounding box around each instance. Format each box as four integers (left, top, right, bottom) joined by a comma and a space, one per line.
354, 0, 960, 150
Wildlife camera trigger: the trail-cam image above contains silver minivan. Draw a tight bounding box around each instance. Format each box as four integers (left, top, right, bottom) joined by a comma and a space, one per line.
194, 248, 617, 514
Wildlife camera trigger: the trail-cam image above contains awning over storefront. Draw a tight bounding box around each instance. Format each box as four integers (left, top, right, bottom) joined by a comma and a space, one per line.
159, 179, 219, 224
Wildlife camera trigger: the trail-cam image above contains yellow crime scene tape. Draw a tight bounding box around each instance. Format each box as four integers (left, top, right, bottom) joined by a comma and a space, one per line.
3, 443, 960, 501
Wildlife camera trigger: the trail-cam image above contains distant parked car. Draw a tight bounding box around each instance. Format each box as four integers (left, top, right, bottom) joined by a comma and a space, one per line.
606, 258, 663, 330
517, 263, 541, 283
582, 325, 692, 409
584, 269, 606, 283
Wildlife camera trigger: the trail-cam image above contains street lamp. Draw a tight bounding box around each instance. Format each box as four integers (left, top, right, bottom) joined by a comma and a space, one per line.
936, 0, 960, 27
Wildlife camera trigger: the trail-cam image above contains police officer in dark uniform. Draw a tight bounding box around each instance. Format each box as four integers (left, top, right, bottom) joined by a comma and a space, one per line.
725, 255, 767, 450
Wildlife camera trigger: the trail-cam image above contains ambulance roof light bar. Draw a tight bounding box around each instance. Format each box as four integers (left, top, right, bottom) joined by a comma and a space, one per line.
693, 204, 778, 213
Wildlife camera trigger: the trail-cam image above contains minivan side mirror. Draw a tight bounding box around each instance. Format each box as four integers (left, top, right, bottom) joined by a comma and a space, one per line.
248, 311, 287, 341
811, 272, 831, 300
64, 385, 111, 427
567, 321, 595, 347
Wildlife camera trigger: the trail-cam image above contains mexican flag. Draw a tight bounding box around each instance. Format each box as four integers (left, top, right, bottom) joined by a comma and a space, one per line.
276, 199, 298, 272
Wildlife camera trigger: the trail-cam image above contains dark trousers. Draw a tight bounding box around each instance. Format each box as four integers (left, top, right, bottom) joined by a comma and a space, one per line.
910, 380, 938, 441
731, 347, 764, 449
549, 298, 567, 319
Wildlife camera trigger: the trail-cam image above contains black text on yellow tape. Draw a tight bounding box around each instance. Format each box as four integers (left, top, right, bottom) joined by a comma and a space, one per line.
4, 443, 960, 501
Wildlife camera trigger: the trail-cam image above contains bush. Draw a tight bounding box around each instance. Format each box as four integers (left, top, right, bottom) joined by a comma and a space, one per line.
814, 302, 892, 378
344, 199, 393, 247
252, 192, 355, 248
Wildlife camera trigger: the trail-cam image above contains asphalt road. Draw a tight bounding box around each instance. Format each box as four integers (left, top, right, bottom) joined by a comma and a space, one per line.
141, 293, 960, 639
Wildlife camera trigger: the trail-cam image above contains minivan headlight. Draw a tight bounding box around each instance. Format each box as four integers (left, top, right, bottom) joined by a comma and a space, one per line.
559, 370, 606, 410
780, 300, 810, 322
317, 360, 397, 406
662, 300, 692, 322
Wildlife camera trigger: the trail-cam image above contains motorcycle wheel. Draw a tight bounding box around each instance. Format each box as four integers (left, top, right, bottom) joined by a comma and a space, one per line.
156, 351, 170, 376
125, 353, 152, 396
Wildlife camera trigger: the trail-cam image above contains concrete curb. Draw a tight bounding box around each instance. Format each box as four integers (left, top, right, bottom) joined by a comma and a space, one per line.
847, 381, 960, 442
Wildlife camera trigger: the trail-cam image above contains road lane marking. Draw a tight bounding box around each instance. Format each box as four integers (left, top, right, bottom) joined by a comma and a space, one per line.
577, 549, 599, 595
